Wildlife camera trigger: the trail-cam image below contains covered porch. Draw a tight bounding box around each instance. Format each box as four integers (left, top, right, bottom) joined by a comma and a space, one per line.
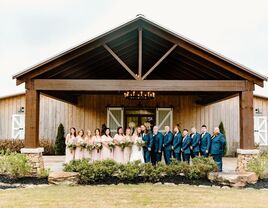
13, 16, 266, 172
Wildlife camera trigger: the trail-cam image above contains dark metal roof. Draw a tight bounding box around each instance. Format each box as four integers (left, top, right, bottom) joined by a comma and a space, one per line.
13, 15, 267, 85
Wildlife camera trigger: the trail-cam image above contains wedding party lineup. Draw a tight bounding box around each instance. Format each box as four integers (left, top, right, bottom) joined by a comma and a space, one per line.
65, 124, 225, 171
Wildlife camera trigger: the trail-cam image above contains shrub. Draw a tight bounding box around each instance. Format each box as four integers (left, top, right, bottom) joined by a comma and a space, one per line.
63, 157, 217, 184
54, 123, 65, 155
0, 138, 55, 155
247, 154, 268, 179
219, 121, 227, 156
0, 150, 31, 177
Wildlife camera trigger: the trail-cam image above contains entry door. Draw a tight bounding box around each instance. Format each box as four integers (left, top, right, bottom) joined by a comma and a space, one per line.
107, 107, 124, 136
156, 108, 173, 133
254, 116, 268, 146
12, 114, 25, 139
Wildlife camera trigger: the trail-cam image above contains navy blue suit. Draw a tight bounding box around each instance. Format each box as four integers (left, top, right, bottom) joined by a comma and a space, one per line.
142, 132, 153, 163
173, 132, 182, 161
210, 133, 225, 172
163, 131, 173, 165
151, 132, 163, 165
200, 132, 211, 157
190, 133, 201, 158
181, 135, 191, 163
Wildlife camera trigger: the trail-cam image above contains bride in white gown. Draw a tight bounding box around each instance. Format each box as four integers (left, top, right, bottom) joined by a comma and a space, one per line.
129, 127, 145, 163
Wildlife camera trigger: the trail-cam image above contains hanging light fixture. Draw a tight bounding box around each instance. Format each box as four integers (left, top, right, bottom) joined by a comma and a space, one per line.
124, 91, 155, 100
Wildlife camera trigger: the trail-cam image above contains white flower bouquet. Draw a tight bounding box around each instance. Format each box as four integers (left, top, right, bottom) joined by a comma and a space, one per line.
86, 144, 95, 152
108, 141, 116, 152
67, 143, 76, 153
94, 142, 103, 153
79, 141, 87, 150
117, 140, 126, 151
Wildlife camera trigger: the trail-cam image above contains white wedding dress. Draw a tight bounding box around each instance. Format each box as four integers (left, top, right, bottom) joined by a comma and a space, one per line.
129, 135, 145, 163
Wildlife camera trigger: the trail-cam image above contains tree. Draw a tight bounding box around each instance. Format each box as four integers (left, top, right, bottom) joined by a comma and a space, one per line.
54, 123, 65, 155
219, 121, 227, 156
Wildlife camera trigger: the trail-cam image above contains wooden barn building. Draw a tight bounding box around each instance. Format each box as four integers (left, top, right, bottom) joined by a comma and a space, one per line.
3, 16, 267, 156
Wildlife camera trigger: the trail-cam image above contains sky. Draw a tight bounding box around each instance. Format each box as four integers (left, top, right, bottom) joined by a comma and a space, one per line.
0, 0, 267, 97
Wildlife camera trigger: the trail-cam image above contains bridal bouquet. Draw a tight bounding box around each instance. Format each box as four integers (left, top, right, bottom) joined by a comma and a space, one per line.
86, 144, 95, 152
94, 142, 103, 153
108, 141, 116, 152
67, 143, 76, 153
136, 140, 146, 151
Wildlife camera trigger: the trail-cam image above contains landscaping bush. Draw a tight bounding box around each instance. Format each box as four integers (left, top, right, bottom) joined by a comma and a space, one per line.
247, 154, 268, 179
0, 150, 31, 177
63, 157, 217, 184
0, 138, 55, 155
54, 123, 65, 155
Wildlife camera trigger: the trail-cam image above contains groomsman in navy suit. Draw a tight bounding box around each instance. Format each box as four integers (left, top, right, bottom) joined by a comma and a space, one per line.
210, 127, 225, 172
163, 126, 173, 165
190, 127, 201, 158
151, 126, 163, 165
141, 125, 153, 163
181, 129, 191, 164
172, 124, 182, 161
200, 125, 211, 157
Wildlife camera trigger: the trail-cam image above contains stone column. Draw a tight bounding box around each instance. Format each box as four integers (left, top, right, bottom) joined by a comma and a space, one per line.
21, 147, 45, 176
236, 149, 259, 173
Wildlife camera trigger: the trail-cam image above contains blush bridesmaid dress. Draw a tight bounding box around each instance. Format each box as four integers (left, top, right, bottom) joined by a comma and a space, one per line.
101, 135, 113, 160
113, 134, 125, 163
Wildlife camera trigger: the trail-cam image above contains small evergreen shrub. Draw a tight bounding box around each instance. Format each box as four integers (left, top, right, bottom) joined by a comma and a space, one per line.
54, 123, 65, 155
219, 121, 227, 156
63, 157, 217, 184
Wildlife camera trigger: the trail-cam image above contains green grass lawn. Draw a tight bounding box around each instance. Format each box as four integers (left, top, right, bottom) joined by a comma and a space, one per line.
0, 184, 268, 208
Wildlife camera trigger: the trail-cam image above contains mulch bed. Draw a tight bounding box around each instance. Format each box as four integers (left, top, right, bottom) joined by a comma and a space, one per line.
0, 175, 48, 190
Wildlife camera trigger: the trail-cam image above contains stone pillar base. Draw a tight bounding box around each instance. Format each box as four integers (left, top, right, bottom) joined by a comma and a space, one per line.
236, 149, 259, 173
21, 147, 44, 176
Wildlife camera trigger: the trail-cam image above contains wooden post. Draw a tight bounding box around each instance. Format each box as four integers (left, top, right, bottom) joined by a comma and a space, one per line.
25, 88, 40, 148
239, 90, 254, 149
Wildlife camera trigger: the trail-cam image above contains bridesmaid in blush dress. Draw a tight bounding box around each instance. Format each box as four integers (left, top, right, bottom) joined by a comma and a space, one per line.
101, 128, 113, 160
84, 130, 93, 161
65, 127, 77, 163
92, 128, 102, 161
75, 129, 85, 160
123, 127, 132, 164
113, 126, 125, 163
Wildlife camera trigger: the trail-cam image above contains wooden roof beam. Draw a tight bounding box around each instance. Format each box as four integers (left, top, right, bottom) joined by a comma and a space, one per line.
142, 44, 177, 80
33, 79, 253, 92
103, 43, 138, 80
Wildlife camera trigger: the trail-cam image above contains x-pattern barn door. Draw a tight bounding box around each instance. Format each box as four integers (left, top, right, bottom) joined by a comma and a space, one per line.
156, 108, 173, 133
254, 116, 268, 146
12, 114, 25, 139
107, 107, 124, 136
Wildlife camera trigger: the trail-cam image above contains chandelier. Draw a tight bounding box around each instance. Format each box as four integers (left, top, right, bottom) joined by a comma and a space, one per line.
124, 91, 155, 100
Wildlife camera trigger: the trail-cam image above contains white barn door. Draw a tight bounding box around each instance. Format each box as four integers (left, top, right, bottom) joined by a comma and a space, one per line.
12, 114, 25, 139
254, 116, 268, 146
107, 107, 124, 136
156, 108, 173, 133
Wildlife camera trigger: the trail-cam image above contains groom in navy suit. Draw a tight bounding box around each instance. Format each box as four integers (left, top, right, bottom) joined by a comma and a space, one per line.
172, 124, 183, 161
163, 126, 173, 165
190, 127, 201, 158
151, 126, 163, 165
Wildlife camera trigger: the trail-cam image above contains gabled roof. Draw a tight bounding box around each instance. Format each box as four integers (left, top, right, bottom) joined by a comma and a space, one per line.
13, 15, 267, 86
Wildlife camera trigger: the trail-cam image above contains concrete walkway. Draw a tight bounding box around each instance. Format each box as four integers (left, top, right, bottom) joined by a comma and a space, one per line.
43, 156, 237, 172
